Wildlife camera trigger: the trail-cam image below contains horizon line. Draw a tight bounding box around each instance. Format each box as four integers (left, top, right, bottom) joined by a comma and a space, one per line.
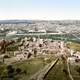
0, 19, 80, 21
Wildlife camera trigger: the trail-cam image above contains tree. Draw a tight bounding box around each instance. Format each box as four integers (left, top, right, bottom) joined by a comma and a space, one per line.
23, 70, 27, 75
39, 44, 42, 47
27, 52, 32, 58
3, 55, 10, 58
76, 67, 80, 75
7, 65, 14, 78
16, 68, 22, 74
63, 69, 69, 75
33, 48, 37, 57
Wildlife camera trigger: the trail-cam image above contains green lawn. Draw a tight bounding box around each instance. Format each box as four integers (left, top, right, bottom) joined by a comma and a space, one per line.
69, 63, 80, 80
67, 42, 80, 52
44, 61, 68, 80
0, 54, 56, 80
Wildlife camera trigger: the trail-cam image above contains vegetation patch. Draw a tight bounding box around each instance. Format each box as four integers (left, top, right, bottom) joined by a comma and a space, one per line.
0, 54, 55, 80
67, 42, 80, 52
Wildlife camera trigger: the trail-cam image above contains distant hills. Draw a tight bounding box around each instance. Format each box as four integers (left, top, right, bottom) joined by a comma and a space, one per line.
0, 20, 80, 34
0, 20, 80, 24
0, 20, 33, 24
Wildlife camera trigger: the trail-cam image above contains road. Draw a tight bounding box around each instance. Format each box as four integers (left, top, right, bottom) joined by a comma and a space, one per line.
72, 34, 80, 40
29, 58, 59, 80
67, 61, 74, 80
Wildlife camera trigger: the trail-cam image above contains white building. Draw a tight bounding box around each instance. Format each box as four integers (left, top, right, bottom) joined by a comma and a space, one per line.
6, 31, 17, 36
68, 57, 76, 63
38, 29, 46, 33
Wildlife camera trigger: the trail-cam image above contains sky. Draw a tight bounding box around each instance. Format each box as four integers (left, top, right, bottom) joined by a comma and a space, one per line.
0, 0, 80, 20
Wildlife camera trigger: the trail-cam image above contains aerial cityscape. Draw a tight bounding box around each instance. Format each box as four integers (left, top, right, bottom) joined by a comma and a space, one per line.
0, 0, 80, 80
0, 20, 80, 80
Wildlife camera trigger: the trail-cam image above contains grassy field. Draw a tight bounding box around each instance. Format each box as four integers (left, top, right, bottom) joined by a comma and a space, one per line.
44, 61, 68, 80
44, 60, 80, 80
67, 42, 80, 52
13, 58, 45, 80
0, 58, 46, 80
69, 63, 80, 80
0, 54, 56, 80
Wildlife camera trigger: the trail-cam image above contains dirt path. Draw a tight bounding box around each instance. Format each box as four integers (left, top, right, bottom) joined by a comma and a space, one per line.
67, 61, 74, 80
29, 58, 59, 80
